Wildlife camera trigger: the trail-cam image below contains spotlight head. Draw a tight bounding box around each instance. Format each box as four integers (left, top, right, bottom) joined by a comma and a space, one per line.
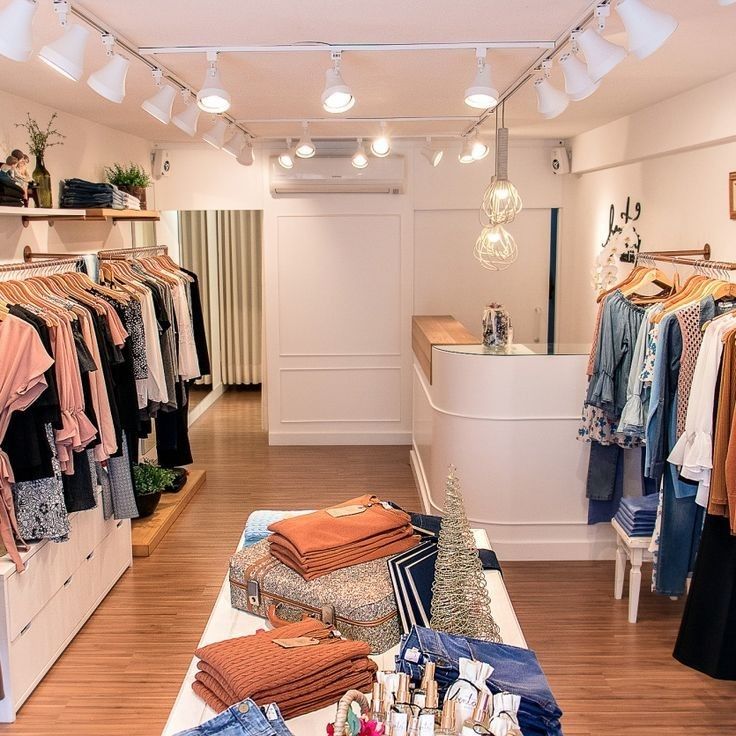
351, 138, 369, 169
322, 51, 355, 113
0, 0, 37, 62
38, 23, 90, 81
197, 51, 231, 114
464, 49, 499, 109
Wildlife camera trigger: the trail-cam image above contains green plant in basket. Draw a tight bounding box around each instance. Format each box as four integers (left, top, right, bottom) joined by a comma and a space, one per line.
133, 461, 176, 496
104, 162, 152, 188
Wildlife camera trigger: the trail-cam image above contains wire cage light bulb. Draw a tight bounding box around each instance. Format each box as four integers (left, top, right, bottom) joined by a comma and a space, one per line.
474, 225, 518, 271
481, 127, 522, 225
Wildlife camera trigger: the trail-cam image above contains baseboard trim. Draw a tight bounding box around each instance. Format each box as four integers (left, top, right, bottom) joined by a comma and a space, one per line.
188, 384, 226, 427
269, 431, 412, 446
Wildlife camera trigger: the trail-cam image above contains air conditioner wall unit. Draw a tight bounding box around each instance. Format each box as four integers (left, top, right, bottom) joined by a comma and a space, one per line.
270, 154, 405, 195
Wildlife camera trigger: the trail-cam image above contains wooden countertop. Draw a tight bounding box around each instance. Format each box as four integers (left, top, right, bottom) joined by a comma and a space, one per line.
412, 315, 479, 383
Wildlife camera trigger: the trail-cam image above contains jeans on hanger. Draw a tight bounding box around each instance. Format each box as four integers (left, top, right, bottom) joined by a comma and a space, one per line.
395, 627, 562, 736
173, 699, 294, 736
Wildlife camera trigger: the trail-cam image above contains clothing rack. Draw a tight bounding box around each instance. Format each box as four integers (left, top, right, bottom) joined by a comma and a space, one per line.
98, 245, 168, 260
636, 244, 736, 274
0, 255, 83, 279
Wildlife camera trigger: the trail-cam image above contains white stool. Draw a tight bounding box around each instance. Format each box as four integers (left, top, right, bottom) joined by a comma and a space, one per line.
612, 518, 652, 623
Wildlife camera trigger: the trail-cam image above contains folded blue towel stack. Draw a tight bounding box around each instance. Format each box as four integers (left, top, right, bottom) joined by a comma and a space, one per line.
614, 494, 659, 537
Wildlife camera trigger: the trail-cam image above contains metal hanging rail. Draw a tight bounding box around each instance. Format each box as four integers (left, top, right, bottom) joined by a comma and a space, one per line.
0, 256, 83, 277
23, 246, 97, 262
635, 245, 736, 271
98, 245, 169, 260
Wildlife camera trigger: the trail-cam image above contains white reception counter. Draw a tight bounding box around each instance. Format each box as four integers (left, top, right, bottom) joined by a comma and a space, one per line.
411, 317, 616, 561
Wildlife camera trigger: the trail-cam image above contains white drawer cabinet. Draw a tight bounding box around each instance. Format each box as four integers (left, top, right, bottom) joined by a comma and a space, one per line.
0, 493, 132, 722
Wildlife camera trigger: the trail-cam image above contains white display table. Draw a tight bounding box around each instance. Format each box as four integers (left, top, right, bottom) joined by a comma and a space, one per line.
162, 529, 524, 736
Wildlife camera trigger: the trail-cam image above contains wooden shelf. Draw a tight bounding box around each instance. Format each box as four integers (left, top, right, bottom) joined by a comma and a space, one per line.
412, 315, 479, 384
84, 209, 160, 223
0, 206, 87, 228
131, 469, 206, 557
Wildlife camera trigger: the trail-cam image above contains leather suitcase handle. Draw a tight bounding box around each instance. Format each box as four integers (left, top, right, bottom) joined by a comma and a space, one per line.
267, 603, 295, 628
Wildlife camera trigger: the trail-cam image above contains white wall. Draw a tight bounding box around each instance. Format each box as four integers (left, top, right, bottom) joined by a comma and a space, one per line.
0, 88, 151, 261
558, 71, 736, 344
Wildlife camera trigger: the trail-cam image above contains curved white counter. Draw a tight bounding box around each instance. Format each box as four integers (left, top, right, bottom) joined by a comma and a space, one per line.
411, 341, 616, 560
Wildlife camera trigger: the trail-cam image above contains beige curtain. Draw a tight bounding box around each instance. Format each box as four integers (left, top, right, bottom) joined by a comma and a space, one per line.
217, 210, 262, 385
178, 210, 212, 384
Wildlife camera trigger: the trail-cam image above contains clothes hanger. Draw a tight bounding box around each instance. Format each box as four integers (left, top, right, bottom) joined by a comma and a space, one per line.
596, 265, 646, 303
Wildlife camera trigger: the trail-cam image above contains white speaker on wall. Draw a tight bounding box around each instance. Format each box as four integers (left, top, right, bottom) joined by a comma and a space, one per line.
551, 145, 570, 175
152, 149, 171, 179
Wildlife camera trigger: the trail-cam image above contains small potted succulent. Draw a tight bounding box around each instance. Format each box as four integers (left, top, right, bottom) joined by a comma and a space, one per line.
132, 460, 176, 518
104, 162, 151, 209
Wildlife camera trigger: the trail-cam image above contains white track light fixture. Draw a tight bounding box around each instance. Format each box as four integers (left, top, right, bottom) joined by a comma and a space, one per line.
470, 132, 490, 161
197, 51, 231, 114
371, 122, 391, 158
534, 61, 569, 119
172, 90, 200, 136
719, 0, 736, 5
420, 138, 444, 167
0, 0, 37, 62
575, 7, 627, 82
351, 138, 369, 169
616, 0, 678, 59
474, 225, 518, 271
465, 48, 499, 109
87, 34, 129, 103
237, 139, 255, 166
295, 122, 316, 158
322, 51, 355, 113
559, 51, 599, 101
202, 117, 228, 149
39, 2, 90, 81
482, 119, 522, 226
141, 69, 177, 124
278, 139, 295, 169
223, 130, 246, 158
458, 137, 475, 164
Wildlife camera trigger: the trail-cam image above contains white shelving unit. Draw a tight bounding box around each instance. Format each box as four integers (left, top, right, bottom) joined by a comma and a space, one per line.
0, 206, 86, 228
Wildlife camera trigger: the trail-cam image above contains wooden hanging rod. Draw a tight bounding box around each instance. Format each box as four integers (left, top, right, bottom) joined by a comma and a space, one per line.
23, 246, 97, 262
637, 244, 736, 271
98, 245, 168, 260
0, 255, 82, 275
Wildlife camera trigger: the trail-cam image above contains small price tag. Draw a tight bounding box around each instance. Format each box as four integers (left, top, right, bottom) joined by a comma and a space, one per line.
273, 637, 321, 649
326, 504, 366, 518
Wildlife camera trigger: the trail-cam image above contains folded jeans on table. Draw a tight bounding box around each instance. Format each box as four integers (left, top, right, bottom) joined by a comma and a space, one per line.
172, 698, 294, 736
395, 626, 563, 736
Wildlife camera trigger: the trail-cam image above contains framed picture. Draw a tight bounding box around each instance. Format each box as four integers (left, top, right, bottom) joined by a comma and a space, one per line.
731, 172, 736, 220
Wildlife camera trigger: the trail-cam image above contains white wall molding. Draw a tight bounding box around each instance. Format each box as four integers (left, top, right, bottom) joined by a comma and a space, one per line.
269, 431, 412, 446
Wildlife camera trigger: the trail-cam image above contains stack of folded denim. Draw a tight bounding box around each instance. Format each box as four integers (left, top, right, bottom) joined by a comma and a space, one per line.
395, 626, 563, 736
193, 619, 376, 720
60, 178, 127, 209
0, 171, 24, 207
614, 493, 658, 537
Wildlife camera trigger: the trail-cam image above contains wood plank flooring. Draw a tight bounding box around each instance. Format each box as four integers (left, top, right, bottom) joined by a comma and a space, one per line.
2, 389, 734, 735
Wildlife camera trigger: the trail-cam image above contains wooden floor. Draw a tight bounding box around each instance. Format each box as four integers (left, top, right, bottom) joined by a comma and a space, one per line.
2, 390, 735, 735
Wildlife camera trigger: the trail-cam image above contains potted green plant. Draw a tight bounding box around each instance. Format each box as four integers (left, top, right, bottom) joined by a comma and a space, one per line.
15, 112, 65, 208
132, 461, 176, 518
104, 162, 152, 209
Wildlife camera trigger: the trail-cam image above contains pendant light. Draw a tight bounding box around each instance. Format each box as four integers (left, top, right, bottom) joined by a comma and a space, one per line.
39, 12, 90, 81
322, 51, 355, 113
420, 138, 444, 167
575, 26, 627, 83
474, 225, 518, 271
615, 0, 678, 60
87, 35, 129, 103
202, 118, 228, 149
223, 130, 246, 158
295, 122, 316, 158
458, 137, 475, 164
351, 138, 368, 169
371, 122, 391, 157
237, 139, 255, 166
172, 91, 201, 137
534, 61, 569, 119
0, 0, 36, 62
559, 52, 599, 101
470, 131, 490, 161
482, 109, 522, 226
141, 70, 177, 124
278, 139, 295, 169
464, 48, 499, 109
197, 51, 231, 114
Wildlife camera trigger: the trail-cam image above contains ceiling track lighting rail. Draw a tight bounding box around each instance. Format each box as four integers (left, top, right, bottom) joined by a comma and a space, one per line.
139, 40, 556, 55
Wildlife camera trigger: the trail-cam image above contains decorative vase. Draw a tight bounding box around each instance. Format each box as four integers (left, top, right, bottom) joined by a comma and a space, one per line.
135, 491, 162, 518
32, 155, 52, 208
482, 303, 513, 348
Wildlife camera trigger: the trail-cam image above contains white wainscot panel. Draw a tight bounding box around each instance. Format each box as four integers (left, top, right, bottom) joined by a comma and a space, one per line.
277, 215, 402, 356
280, 368, 401, 423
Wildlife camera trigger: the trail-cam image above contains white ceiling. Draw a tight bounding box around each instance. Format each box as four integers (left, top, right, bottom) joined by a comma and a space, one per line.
0, 0, 734, 144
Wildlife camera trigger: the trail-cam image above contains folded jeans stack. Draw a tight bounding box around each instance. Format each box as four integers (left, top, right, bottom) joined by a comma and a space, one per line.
267, 495, 419, 580
173, 699, 294, 736
0, 171, 24, 207
614, 493, 658, 537
395, 626, 563, 736
60, 178, 127, 209
192, 619, 377, 720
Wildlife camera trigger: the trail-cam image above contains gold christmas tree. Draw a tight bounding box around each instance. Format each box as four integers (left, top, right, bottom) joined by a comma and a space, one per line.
429, 467, 502, 642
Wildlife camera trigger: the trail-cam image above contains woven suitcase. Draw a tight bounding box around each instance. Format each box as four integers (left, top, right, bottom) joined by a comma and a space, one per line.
229, 539, 401, 654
